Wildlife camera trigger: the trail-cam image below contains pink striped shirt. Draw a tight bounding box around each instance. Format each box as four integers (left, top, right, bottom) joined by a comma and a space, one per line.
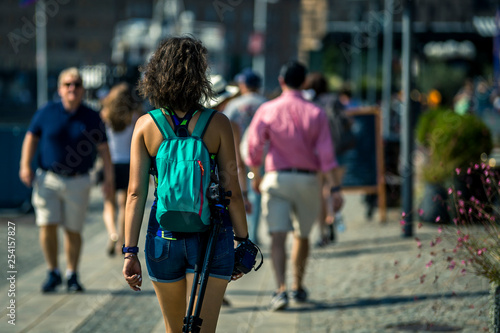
245, 90, 338, 173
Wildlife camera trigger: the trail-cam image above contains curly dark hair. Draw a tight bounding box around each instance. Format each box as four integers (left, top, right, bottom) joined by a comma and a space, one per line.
101, 82, 141, 132
138, 36, 214, 111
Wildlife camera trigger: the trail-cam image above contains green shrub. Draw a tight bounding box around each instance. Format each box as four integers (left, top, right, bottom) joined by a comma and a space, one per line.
415, 109, 493, 184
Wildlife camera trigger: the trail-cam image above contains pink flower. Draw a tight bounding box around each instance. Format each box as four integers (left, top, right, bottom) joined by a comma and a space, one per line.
419, 209, 424, 216
467, 167, 472, 174
448, 188, 453, 195
474, 163, 479, 169
401, 211, 406, 218
438, 226, 443, 233
477, 249, 483, 255
457, 191, 462, 196
486, 178, 491, 184
400, 220, 406, 226
426, 260, 434, 268
435, 216, 441, 223
455, 168, 461, 175
461, 260, 466, 265
449, 261, 456, 270
460, 269, 467, 275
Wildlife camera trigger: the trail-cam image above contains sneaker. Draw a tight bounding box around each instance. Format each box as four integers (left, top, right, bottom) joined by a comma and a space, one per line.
41, 270, 62, 292
67, 273, 85, 292
269, 291, 288, 311
291, 288, 308, 303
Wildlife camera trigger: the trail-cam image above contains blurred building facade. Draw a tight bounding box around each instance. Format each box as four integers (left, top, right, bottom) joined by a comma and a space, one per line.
1, 0, 499, 123
301, 0, 499, 98
1, 0, 301, 124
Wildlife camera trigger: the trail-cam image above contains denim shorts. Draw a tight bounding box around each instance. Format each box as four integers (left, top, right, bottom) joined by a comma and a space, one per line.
145, 227, 235, 283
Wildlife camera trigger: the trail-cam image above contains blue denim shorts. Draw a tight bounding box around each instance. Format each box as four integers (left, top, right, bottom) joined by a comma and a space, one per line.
145, 227, 235, 283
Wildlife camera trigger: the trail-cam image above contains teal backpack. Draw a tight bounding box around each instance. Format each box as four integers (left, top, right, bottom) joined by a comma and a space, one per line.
149, 108, 216, 232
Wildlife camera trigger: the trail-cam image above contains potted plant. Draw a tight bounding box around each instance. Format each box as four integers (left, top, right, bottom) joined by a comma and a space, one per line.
415, 109, 493, 223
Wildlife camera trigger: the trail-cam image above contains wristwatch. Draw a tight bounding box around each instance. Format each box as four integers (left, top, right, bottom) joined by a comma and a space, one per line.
122, 245, 139, 254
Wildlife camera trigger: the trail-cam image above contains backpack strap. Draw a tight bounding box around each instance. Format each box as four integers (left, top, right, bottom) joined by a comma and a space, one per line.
149, 109, 176, 139
192, 108, 216, 139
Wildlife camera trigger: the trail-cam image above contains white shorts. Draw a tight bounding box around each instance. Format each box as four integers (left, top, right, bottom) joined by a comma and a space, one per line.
32, 169, 91, 233
259, 171, 321, 238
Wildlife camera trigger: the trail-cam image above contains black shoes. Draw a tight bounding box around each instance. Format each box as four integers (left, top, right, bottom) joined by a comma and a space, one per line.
41, 270, 84, 293
67, 273, 85, 292
41, 270, 62, 292
290, 288, 308, 303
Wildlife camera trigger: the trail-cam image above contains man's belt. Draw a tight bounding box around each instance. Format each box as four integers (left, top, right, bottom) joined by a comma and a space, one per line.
278, 168, 316, 174
40, 167, 87, 177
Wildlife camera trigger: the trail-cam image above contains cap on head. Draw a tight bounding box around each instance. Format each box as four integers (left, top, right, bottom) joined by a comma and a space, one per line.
279, 61, 307, 89
207, 74, 239, 108
235, 68, 262, 89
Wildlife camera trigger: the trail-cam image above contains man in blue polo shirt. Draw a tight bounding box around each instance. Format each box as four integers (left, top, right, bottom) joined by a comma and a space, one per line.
19, 67, 114, 293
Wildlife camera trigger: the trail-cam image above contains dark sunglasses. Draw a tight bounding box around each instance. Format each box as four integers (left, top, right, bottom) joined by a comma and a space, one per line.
63, 82, 82, 88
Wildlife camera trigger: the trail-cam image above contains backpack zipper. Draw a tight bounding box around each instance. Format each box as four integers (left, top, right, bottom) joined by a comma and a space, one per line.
197, 160, 204, 217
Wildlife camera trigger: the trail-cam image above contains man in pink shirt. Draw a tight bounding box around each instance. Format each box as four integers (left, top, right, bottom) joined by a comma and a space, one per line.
245, 61, 344, 311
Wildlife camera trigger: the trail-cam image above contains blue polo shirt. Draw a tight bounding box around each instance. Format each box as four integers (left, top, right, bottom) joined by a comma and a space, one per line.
28, 101, 107, 176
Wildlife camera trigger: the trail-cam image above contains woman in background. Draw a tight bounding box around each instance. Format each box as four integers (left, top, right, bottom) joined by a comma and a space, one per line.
100, 82, 142, 255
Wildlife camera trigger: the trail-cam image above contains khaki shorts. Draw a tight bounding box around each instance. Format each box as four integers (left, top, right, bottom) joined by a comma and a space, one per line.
32, 169, 91, 233
259, 171, 321, 238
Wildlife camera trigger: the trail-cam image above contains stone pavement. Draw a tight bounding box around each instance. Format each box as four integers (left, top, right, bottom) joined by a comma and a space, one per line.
0, 186, 492, 333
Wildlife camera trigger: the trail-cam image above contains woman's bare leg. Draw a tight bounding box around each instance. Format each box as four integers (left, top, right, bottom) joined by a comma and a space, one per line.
152, 279, 187, 333
185, 274, 229, 333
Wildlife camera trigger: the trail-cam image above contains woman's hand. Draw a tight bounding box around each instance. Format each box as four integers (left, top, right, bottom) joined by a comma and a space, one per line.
122, 255, 142, 291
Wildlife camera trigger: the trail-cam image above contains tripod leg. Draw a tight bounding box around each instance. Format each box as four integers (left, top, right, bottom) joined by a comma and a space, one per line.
183, 232, 208, 332
193, 223, 221, 318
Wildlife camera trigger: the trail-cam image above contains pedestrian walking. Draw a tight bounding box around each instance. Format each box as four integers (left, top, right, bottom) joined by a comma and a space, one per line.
245, 61, 344, 311
99, 82, 143, 256
225, 68, 267, 245
303, 72, 353, 247
121, 36, 249, 332
19, 67, 114, 293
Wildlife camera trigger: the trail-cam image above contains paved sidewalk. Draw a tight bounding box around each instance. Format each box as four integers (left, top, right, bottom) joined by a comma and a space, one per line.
0, 187, 492, 333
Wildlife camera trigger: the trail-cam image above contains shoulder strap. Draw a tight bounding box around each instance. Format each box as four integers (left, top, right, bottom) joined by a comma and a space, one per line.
192, 108, 216, 139
148, 109, 175, 139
